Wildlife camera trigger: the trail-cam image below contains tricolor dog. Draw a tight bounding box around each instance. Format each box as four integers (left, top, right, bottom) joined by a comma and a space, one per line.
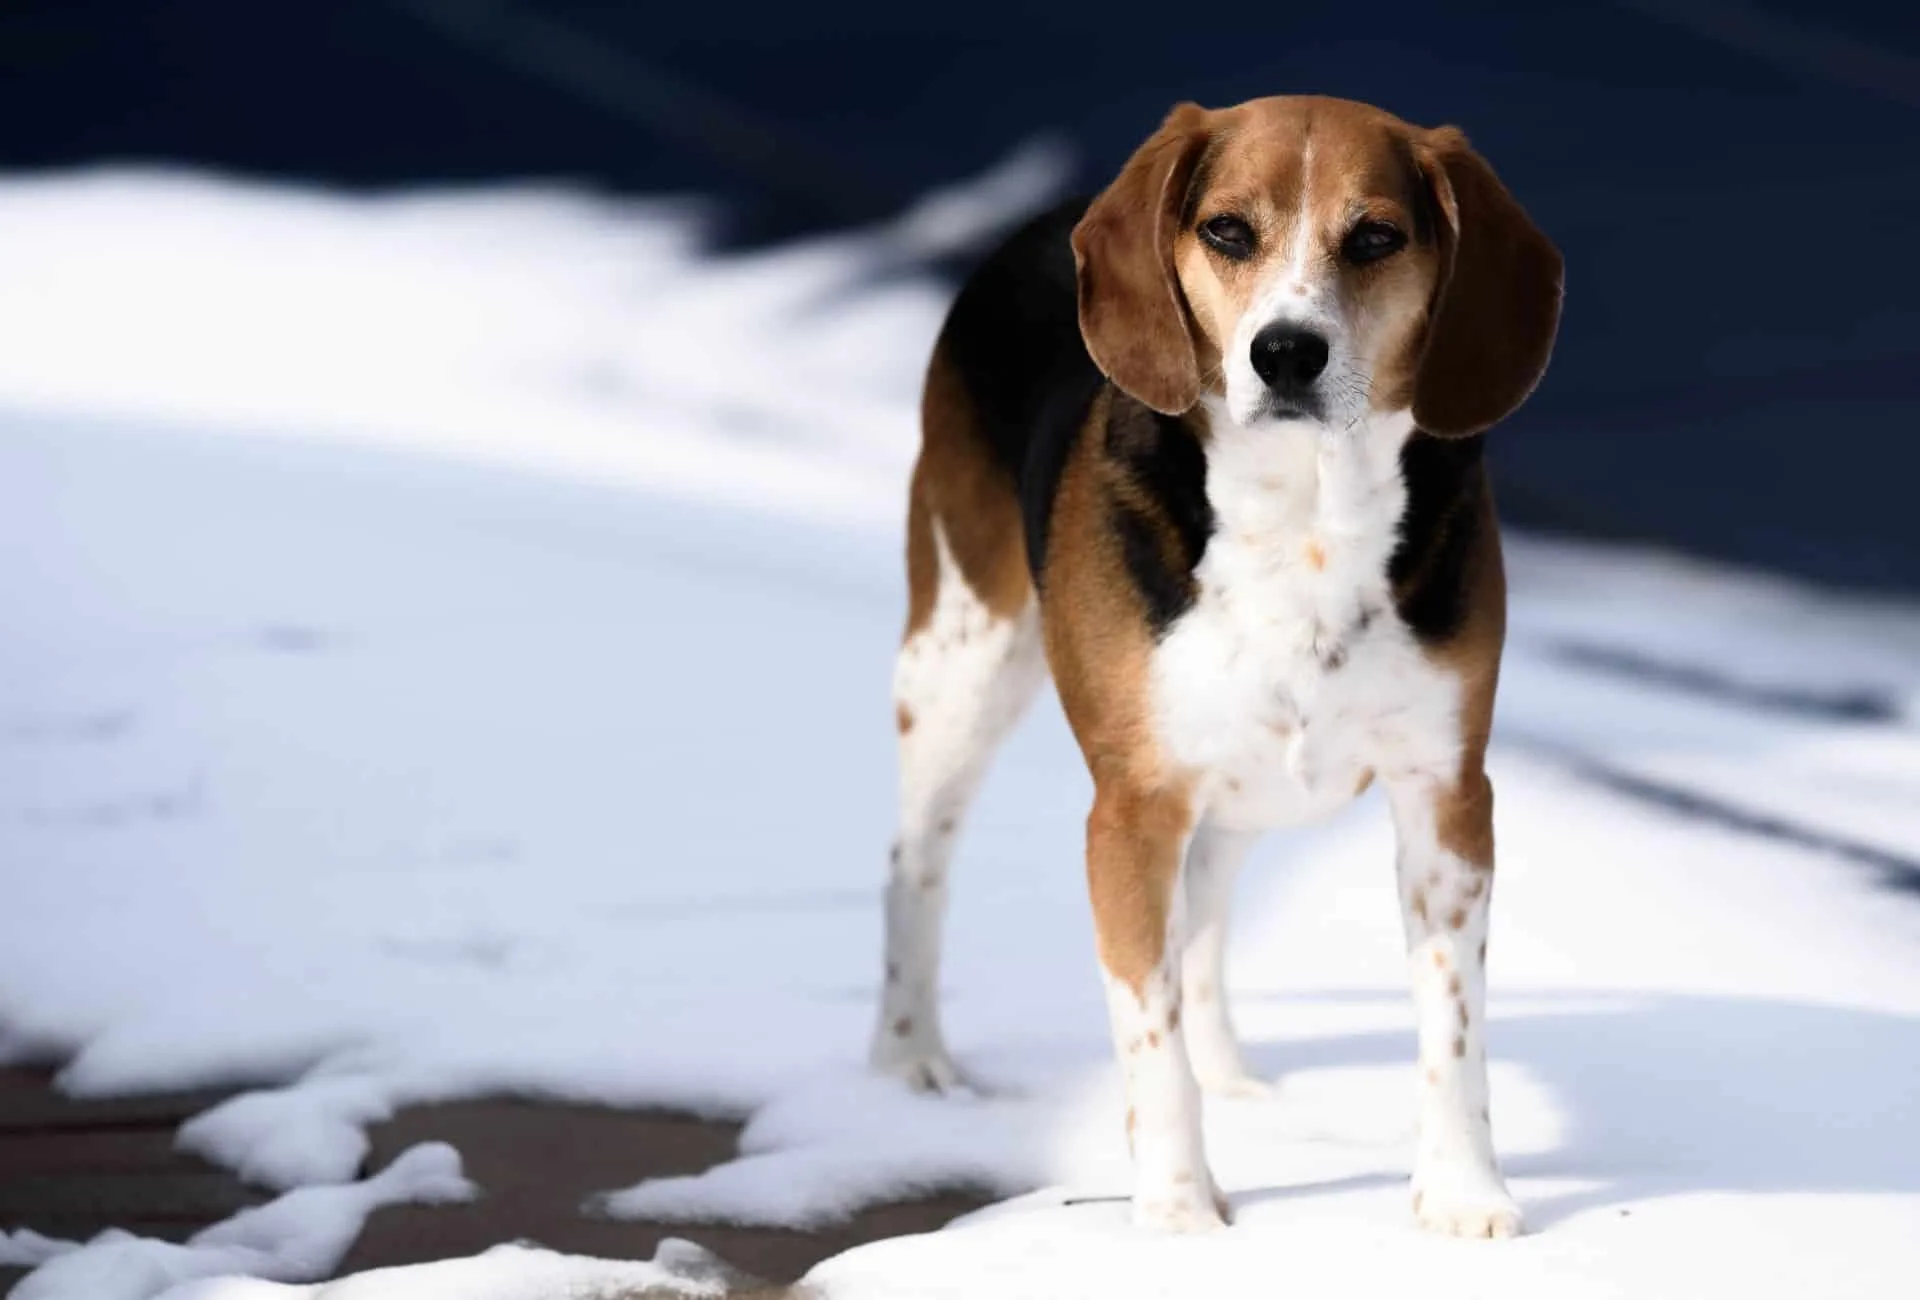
871, 95, 1562, 1238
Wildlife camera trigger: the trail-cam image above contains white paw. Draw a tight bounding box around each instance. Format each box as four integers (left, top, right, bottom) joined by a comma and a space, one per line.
1183, 1024, 1269, 1099
1411, 1171, 1524, 1239
870, 1035, 966, 1094
1192, 1065, 1276, 1100
1134, 1178, 1232, 1233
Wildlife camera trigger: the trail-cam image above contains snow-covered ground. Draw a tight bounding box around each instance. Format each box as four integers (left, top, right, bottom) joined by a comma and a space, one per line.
2, 169, 1918, 1300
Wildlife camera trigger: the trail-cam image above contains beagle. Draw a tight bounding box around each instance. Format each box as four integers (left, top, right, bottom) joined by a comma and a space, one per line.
871, 96, 1562, 1239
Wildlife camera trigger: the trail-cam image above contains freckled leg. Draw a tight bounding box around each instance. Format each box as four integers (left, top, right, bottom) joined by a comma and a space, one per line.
873, 580, 1044, 1093
875, 619, 1043, 1090
1179, 821, 1268, 1097
1386, 767, 1521, 1238
1087, 782, 1229, 1232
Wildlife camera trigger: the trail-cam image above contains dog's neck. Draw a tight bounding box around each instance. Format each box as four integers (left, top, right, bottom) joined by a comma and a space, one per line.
1194, 396, 1415, 548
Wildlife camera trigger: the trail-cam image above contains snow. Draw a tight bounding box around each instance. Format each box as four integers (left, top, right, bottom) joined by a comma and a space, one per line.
1, 1231, 73, 1270
153, 1239, 740, 1300
2, 165, 1919, 1300
0, 142, 1061, 536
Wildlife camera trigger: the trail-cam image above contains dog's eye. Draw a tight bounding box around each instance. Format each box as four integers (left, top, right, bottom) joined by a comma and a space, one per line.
1341, 220, 1406, 265
1199, 215, 1255, 260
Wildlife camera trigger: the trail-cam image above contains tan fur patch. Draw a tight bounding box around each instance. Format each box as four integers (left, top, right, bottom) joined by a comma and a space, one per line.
1083, 779, 1195, 997
1042, 394, 1203, 997
1073, 104, 1216, 415
904, 342, 1033, 639
895, 703, 914, 734
1409, 126, 1564, 437
1415, 482, 1506, 870
1436, 767, 1497, 869
1041, 393, 1177, 794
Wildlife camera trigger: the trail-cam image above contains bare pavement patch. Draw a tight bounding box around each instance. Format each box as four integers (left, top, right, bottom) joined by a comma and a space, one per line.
0, 1067, 985, 1297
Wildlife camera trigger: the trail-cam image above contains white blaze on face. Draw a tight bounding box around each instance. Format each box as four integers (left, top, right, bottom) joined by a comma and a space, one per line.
1221, 139, 1373, 433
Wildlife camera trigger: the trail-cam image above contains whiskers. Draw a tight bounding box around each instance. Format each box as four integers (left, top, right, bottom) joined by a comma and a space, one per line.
1323, 358, 1374, 434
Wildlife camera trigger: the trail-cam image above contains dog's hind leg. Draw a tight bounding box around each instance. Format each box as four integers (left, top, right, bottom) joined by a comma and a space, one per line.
872, 448, 1043, 1092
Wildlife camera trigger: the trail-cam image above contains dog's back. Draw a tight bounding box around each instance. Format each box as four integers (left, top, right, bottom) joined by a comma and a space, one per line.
923, 197, 1103, 581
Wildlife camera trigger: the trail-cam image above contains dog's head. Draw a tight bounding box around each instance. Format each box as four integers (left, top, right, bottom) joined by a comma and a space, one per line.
1071, 96, 1562, 436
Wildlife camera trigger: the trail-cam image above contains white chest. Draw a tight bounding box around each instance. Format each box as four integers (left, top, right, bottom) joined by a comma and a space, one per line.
1149, 409, 1462, 830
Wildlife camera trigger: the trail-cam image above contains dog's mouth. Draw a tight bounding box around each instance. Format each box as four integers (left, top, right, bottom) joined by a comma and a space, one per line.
1253, 393, 1327, 425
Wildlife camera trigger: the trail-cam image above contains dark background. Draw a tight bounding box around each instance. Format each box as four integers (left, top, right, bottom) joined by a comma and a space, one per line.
3, 0, 1915, 591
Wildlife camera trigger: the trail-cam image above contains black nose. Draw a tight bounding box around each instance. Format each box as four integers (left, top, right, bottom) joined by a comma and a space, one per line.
1249, 325, 1330, 391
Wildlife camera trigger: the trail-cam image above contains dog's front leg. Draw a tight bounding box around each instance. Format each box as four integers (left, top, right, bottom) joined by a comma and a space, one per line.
1086, 780, 1228, 1232
1385, 766, 1522, 1238
1180, 822, 1267, 1096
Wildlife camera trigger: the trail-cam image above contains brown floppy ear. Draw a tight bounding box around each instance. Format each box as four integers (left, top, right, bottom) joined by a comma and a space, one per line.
1071, 103, 1212, 415
1413, 127, 1564, 437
